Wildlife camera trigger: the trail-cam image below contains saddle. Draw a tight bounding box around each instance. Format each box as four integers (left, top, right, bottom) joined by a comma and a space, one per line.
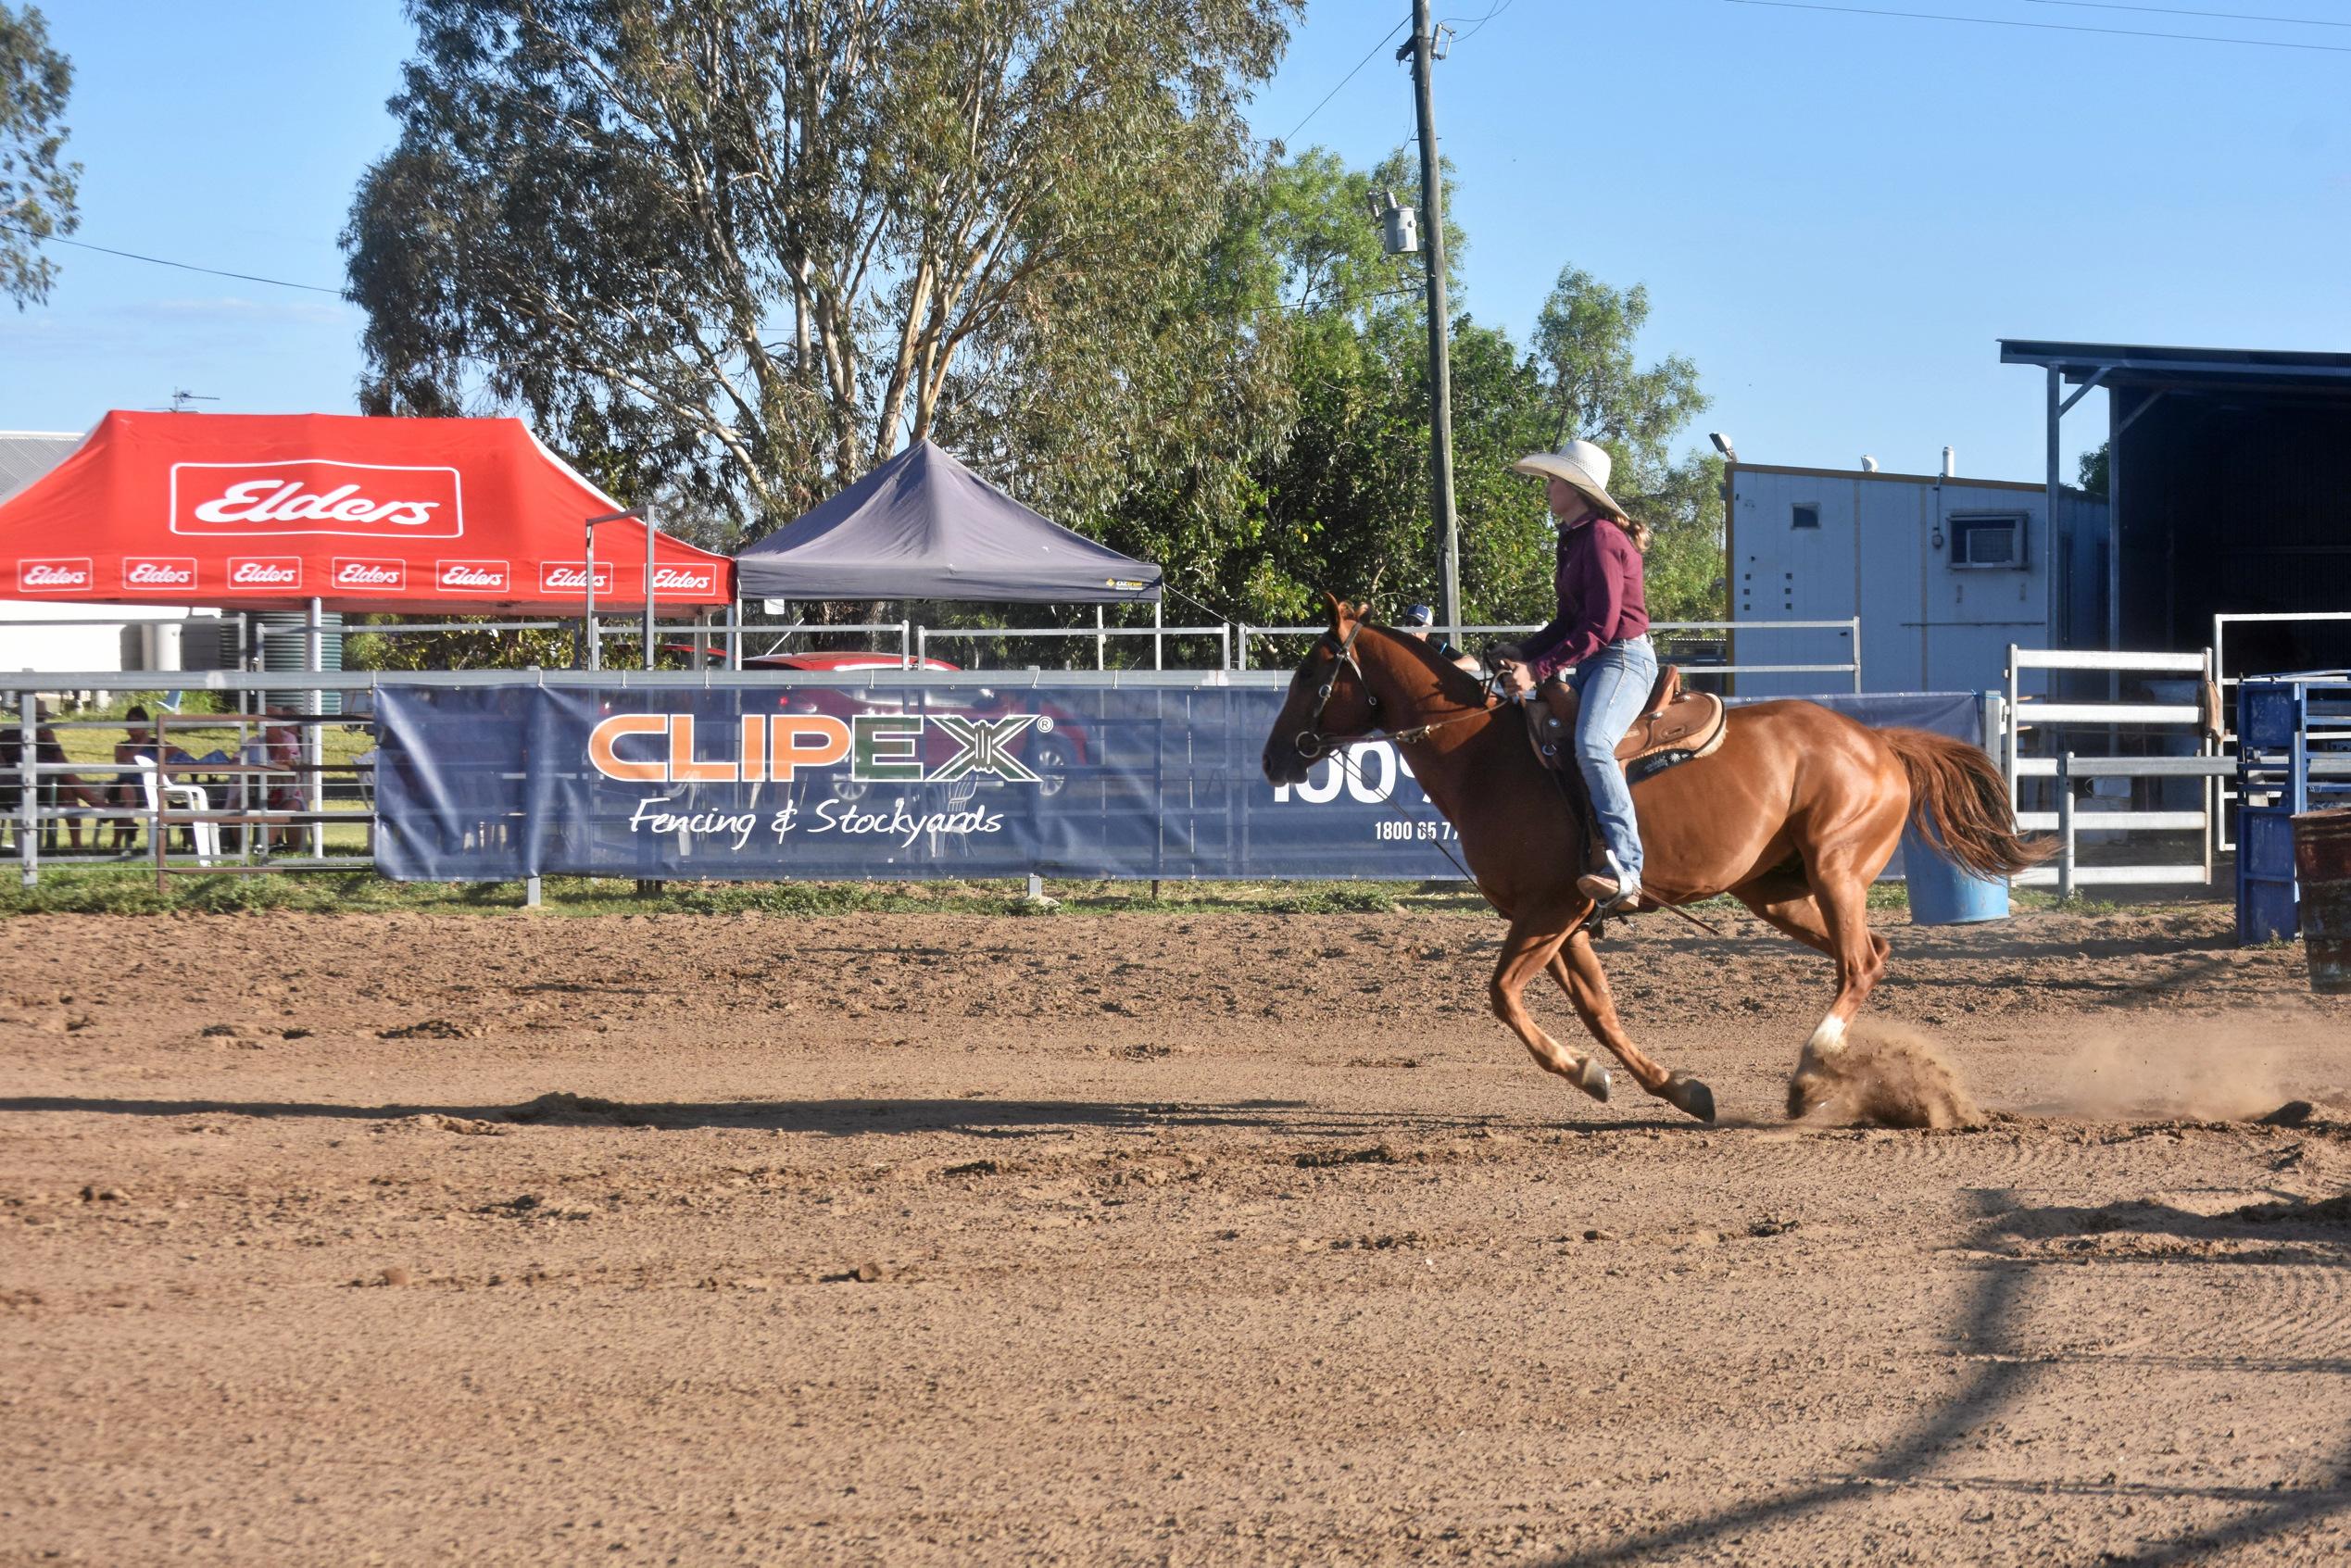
1524, 665, 1728, 787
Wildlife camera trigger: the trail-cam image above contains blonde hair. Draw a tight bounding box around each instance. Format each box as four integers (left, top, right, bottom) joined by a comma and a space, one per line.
1615, 515, 1652, 553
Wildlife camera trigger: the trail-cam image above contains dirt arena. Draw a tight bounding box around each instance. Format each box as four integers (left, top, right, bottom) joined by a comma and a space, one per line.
3, 899, 2347, 1565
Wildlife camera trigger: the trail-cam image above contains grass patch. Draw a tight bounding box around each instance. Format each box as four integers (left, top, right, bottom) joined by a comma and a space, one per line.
14, 864, 2168, 924
0, 867, 1494, 919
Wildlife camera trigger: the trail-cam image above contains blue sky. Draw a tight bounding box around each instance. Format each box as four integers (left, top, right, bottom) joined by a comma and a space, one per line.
5, 0, 2345, 484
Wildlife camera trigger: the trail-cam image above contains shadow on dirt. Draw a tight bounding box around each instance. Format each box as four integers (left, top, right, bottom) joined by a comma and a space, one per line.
0, 1093, 1698, 1139
1540, 1191, 2351, 1567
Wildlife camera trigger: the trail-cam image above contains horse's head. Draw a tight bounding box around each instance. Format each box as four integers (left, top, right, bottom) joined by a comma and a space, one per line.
1261, 592, 1383, 787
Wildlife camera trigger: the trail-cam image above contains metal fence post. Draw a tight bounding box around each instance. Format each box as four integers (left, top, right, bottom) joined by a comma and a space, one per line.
1153, 601, 1163, 671
306, 597, 327, 860
2056, 751, 2076, 902
1849, 615, 1863, 695
642, 512, 656, 673
1237, 625, 1250, 672
2004, 644, 2022, 814
584, 523, 599, 671
16, 696, 34, 887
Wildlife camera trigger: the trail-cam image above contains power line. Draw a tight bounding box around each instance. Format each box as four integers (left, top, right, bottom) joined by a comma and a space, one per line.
1440, 0, 1515, 44
1278, 15, 1411, 147
2029, 0, 2351, 27
1722, 0, 2351, 52
0, 221, 346, 295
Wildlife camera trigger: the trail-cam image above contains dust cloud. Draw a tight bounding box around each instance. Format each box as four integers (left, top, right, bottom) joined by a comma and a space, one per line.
1797, 1021, 1983, 1130
2034, 1015, 2309, 1123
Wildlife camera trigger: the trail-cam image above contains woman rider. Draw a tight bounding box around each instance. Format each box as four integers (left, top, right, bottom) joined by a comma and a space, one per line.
1491, 439, 1655, 910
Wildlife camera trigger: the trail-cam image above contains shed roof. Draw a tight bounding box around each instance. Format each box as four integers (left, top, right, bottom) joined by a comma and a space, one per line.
2001, 340, 2351, 394
0, 431, 82, 505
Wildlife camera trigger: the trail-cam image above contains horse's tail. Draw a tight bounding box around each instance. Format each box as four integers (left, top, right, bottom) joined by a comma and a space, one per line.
1881, 727, 2052, 880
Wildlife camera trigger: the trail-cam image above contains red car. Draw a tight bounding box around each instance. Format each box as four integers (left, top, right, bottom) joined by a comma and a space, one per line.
745, 650, 962, 674
755, 650, 1092, 799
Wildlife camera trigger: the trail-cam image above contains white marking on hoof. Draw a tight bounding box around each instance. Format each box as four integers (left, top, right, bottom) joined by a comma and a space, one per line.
1806, 1014, 1849, 1059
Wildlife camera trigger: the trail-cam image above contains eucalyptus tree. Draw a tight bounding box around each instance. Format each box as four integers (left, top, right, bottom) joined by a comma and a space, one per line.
0, 2, 75, 307
346, 0, 1294, 536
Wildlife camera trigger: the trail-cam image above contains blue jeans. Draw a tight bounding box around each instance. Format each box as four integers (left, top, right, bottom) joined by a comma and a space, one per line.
1565, 635, 1655, 881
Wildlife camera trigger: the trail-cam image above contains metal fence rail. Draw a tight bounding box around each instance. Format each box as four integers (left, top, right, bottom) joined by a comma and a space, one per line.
2003, 644, 2219, 888
1233, 617, 1864, 692
2205, 611, 2351, 856
917, 608, 1230, 671
4, 692, 377, 887
2042, 754, 2237, 897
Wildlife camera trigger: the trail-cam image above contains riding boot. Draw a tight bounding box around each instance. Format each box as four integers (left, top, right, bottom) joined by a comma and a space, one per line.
1577, 850, 1641, 910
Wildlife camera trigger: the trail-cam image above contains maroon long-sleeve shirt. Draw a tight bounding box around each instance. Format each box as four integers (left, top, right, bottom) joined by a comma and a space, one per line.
1520, 518, 1649, 680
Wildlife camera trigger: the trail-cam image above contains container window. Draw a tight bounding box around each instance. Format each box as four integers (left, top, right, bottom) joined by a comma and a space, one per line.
1951, 513, 2024, 569
1791, 504, 1819, 530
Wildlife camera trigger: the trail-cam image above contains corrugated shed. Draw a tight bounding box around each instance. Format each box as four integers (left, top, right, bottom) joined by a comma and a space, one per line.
0, 431, 82, 505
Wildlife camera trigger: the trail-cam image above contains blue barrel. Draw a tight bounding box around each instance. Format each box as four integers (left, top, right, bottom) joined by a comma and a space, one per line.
1901, 825, 2009, 924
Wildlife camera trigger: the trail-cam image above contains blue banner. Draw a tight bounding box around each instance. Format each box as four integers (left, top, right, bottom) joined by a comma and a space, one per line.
373, 682, 1981, 883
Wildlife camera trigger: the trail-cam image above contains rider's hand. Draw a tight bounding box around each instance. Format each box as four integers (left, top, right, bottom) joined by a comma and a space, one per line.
1499, 660, 1535, 698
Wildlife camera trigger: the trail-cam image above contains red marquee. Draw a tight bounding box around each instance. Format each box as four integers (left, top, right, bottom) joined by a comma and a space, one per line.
0, 411, 733, 612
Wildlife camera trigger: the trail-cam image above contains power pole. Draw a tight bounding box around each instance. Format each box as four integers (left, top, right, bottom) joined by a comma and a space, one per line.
1404, 0, 1461, 645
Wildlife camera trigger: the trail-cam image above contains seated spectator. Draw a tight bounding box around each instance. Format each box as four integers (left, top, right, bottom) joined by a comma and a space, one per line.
114, 705, 201, 854
0, 699, 112, 853
242, 707, 305, 856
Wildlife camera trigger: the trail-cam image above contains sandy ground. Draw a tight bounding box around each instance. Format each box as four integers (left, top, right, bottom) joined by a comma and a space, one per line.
2, 900, 2348, 1566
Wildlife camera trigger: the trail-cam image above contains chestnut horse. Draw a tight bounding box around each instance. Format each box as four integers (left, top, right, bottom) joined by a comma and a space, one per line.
1260, 596, 2044, 1123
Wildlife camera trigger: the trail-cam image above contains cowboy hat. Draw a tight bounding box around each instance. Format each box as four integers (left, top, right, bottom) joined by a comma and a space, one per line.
1512, 438, 1628, 520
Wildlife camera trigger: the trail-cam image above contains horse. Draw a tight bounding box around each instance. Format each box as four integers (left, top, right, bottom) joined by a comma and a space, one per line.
1259, 596, 2046, 1123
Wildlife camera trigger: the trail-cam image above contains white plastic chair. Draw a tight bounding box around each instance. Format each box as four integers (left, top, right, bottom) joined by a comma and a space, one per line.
134, 755, 219, 864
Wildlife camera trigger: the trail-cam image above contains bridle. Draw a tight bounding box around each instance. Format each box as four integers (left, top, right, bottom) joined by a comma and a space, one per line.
1290, 621, 1497, 761
1290, 620, 1375, 761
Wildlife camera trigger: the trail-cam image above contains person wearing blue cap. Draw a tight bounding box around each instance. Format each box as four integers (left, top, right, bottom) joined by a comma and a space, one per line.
1398, 603, 1481, 675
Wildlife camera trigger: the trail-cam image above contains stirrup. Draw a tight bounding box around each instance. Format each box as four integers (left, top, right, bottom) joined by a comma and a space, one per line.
1578, 851, 1641, 911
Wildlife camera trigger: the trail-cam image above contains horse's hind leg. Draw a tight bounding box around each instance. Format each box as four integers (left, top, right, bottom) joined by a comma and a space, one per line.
1730, 863, 1891, 1117
1729, 866, 1890, 985
1549, 931, 1716, 1123
1488, 907, 1613, 1103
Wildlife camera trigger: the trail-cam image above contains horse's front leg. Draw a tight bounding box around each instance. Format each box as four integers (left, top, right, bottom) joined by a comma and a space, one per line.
1549, 931, 1716, 1123
1488, 906, 1612, 1103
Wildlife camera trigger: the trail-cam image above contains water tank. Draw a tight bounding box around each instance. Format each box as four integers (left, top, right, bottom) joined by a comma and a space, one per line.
255, 611, 345, 716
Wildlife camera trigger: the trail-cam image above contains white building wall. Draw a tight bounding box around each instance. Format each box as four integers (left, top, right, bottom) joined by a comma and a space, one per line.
0, 602, 215, 678
1729, 465, 2077, 697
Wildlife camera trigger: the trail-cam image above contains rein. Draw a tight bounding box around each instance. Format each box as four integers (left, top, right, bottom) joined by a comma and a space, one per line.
1290, 622, 1499, 762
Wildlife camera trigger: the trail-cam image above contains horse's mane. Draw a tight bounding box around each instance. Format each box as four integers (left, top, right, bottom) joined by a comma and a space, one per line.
1359, 623, 1493, 710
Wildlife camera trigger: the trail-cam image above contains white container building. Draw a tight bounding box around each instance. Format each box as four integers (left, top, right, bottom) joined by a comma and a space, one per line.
1726, 458, 2107, 697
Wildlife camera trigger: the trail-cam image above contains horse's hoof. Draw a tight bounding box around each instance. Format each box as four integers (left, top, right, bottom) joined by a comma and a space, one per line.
1663, 1073, 1716, 1124
1786, 1073, 1822, 1121
1575, 1058, 1612, 1102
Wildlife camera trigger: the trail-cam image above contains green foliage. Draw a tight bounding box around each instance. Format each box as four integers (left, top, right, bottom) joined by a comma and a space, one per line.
2072, 441, 2109, 499
343, 616, 577, 674
0, 2, 77, 307
1195, 150, 1725, 632
346, 0, 1296, 543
